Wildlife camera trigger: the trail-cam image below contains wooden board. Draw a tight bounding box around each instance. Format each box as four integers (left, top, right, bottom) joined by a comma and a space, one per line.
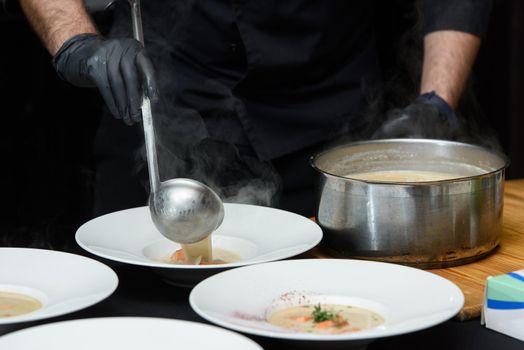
307, 179, 524, 321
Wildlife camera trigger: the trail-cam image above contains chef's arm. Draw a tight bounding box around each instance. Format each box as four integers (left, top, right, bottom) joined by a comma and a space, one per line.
373, 1, 493, 140
419, 0, 492, 109
19, 0, 156, 124
20, 0, 96, 55
420, 30, 480, 109
19, 0, 97, 55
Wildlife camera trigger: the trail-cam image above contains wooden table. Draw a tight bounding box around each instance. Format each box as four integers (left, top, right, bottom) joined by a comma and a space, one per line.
310, 178, 524, 321
431, 178, 524, 320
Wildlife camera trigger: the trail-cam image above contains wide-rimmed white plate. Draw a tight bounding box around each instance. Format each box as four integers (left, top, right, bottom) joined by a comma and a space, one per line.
0, 317, 263, 349
76, 204, 322, 287
0, 248, 118, 324
190, 259, 464, 346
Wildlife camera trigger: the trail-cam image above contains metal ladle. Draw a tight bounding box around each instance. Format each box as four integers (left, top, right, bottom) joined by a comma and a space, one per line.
129, 0, 224, 244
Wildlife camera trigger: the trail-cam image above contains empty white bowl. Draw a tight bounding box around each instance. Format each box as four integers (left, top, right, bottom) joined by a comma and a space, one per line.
0, 317, 263, 349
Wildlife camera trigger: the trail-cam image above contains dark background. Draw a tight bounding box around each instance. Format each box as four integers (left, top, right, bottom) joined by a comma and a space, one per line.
1, 0, 523, 251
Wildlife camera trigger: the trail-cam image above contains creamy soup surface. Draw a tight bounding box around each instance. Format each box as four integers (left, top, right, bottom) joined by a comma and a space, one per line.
345, 170, 460, 182
162, 235, 242, 265
0, 292, 42, 318
267, 304, 384, 334
166, 245, 241, 265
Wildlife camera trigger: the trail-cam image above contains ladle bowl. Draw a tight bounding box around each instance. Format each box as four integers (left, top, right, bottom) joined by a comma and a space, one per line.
128, 0, 225, 245
149, 178, 225, 244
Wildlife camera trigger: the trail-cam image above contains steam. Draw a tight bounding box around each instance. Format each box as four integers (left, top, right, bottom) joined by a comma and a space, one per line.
105, 0, 502, 211
107, 1, 280, 207
362, 1, 502, 153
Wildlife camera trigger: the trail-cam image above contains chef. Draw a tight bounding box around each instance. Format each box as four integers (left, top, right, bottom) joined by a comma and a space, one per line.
19, 0, 492, 217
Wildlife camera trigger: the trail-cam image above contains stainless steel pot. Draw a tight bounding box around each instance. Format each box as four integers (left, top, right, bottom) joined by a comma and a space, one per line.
311, 139, 510, 268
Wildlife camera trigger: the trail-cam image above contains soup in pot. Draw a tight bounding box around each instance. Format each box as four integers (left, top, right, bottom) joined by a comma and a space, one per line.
345, 170, 460, 182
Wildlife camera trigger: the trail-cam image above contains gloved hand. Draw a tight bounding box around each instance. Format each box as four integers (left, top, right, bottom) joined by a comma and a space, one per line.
52, 33, 158, 125
372, 91, 462, 140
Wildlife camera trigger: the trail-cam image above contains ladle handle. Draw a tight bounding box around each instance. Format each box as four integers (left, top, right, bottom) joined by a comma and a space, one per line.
129, 0, 144, 43
129, 0, 160, 194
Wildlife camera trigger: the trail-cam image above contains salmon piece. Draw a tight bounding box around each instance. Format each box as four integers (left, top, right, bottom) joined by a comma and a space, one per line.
171, 250, 227, 265
314, 320, 337, 329
335, 315, 349, 327
291, 316, 312, 322
314, 315, 348, 329
170, 249, 186, 262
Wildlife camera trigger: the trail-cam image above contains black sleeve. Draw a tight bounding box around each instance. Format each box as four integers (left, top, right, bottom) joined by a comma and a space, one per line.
422, 0, 493, 37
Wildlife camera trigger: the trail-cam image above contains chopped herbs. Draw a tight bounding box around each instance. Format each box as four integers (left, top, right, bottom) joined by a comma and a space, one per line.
268, 303, 383, 333
311, 304, 337, 323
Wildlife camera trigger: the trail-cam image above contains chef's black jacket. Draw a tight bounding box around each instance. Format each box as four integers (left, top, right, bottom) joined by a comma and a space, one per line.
95, 0, 492, 216
109, 0, 491, 160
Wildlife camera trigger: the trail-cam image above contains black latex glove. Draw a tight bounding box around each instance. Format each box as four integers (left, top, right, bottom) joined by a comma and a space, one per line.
373, 92, 462, 140
52, 33, 158, 125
